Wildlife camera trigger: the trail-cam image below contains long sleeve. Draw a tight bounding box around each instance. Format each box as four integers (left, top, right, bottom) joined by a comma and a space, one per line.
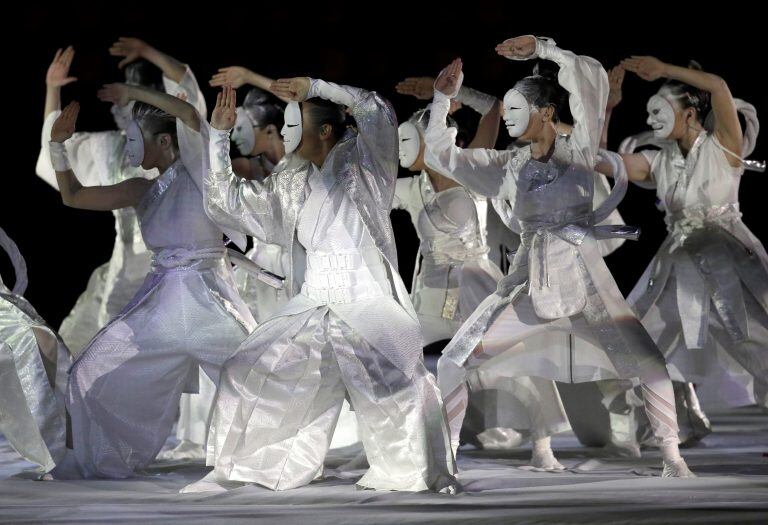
162, 66, 208, 121
456, 85, 496, 116
204, 127, 285, 246
35, 110, 122, 189
309, 79, 399, 210
391, 176, 418, 211
535, 38, 608, 169
423, 90, 515, 199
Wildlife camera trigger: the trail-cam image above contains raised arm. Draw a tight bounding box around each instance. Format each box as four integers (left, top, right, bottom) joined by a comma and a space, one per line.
49, 103, 153, 211
396, 75, 502, 149
271, 76, 399, 207
210, 66, 291, 104
622, 56, 743, 167
110, 38, 186, 84
600, 65, 625, 149
423, 59, 513, 199
204, 86, 285, 244
44, 46, 77, 119
98, 83, 200, 132
496, 36, 609, 167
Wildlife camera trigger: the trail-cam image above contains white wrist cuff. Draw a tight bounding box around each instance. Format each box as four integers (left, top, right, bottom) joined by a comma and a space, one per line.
49, 141, 71, 172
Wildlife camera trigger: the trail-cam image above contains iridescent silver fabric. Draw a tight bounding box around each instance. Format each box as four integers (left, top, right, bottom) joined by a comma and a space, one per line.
0, 227, 70, 470
425, 41, 680, 448
65, 116, 255, 479
627, 131, 768, 408
200, 82, 456, 492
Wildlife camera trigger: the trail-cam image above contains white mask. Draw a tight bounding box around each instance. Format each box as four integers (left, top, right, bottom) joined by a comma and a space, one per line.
646, 94, 676, 139
398, 122, 421, 168
502, 89, 531, 138
232, 107, 256, 157
125, 120, 145, 168
111, 101, 135, 131
281, 102, 302, 154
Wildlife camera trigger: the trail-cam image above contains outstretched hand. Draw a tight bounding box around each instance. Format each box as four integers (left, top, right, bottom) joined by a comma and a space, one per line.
46, 46, 77, 88
109, 37, 148, 69
435, 59, 463, 97
395, 77, 435, 100
269, 77, 310, 102
97, 83, 132, 106
495, 35, 537, 60
51, 101, 80, 143
210, 66, 249, 88
211, 85, 237, 131
607, 65, 625, 110
621, 56, 666, 82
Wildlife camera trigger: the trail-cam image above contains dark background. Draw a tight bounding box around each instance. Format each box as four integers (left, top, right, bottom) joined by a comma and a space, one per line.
2, 3, 766, 327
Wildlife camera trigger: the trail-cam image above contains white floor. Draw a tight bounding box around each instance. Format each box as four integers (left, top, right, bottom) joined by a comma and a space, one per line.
1, 407, 766, 524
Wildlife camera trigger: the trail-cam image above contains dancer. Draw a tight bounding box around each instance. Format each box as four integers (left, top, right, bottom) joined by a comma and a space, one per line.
394, 80, 571, 454
48, 81, 254, 478
600, 56, 768, 409
36, 40, 207, 357
0, 227, 70, 471
209, 66, 290, 322
426, 35, 693, 477
185, 81, 456, 493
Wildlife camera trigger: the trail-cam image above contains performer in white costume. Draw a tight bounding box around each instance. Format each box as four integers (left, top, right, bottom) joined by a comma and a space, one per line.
426, 35, 693, 477
0, 227, 70, 472
47, 82, 254, 478
597, 56, 768, 410
185, 81, 456, 493
393, 81, 571, 453
209, 66, 290, 322
35, 40, 205, 357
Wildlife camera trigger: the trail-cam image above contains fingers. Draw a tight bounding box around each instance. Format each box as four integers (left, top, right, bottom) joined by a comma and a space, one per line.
210, 73, 228, 86
62, 46, 75, 68
269, 78, 297, 99
62, 77, 78, 86
118, 57, 131, 70
215, 90, 223, 109
229, 85, 237, 109
96, 84, 116, 102
53, 48, 62, 64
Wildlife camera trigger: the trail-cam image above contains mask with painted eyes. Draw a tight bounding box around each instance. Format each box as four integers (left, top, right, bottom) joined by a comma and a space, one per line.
111, 101, 135, 131
398, 122, 421, 168
646, 94, 677, 139
281, 102, 302, 154
502, 89, 532, 138
232, 108, 256, 156
125, 120, 145, 167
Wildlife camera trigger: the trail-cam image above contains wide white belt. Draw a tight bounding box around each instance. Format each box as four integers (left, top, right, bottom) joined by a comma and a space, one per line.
301, 249, 391, 304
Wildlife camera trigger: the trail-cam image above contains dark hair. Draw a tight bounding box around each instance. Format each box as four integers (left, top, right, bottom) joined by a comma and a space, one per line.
659, 60, 711, 124
513, 69, 568, 123
243, 87, 284, 129
132, 101, 178, 150
408, 108, 459, 134
303, 98, 347, 140
124, 59, 164, 91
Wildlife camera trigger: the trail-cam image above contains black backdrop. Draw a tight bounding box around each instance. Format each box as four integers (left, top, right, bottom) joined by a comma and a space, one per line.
2, 2, 766, 327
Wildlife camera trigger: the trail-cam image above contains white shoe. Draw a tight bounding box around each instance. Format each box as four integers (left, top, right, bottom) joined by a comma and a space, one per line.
530, 448, 565, 471
661, 458, 696, 478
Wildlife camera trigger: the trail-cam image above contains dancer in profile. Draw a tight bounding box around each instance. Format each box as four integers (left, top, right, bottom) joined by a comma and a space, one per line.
426, 35, 693, 477
185, 80, 456, 493
48, 79, 254, 478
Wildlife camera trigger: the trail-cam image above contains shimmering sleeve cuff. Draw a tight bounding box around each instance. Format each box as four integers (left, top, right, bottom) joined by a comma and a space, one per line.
456, 86, 496, 115
209, 127, 233, 175
48, 141, 71, 172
